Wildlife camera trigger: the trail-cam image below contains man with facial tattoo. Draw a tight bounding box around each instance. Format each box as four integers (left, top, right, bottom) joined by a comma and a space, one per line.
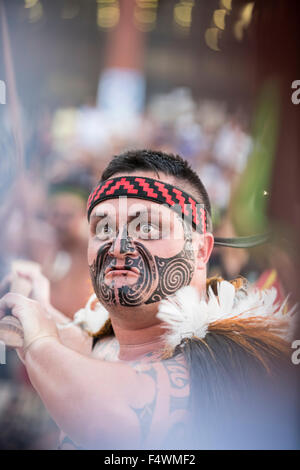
0, 150, 297, 450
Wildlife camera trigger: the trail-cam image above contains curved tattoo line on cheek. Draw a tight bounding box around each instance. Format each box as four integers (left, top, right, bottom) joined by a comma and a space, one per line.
89, 241, 116, 305
145, 231, 195, 304
89, 225, 196, 307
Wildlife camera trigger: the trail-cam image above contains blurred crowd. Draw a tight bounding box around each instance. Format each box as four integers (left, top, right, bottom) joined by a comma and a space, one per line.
0, 87, 258, 449
1, 86, 255, 301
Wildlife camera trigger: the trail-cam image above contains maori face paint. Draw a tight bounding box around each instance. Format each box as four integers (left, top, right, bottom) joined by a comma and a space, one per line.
89, 223, 195, 307
89, 235, 158, 307
146, 228, 195, 304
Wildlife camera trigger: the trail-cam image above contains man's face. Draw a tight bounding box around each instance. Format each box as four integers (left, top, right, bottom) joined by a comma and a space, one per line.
87, 173, 212, 308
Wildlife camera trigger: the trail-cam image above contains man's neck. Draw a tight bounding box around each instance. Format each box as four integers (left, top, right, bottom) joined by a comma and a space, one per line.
109, 313, 166, 361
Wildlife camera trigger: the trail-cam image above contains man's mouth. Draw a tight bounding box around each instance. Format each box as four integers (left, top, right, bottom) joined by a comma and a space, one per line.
105, 266, 140, 276
104, 265, 140, 288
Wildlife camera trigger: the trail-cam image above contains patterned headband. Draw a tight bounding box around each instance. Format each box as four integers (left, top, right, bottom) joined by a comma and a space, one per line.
87, 176, 209, 234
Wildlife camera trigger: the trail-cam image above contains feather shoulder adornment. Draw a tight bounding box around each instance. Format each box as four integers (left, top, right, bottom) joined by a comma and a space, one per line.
156, 280, 297, 350
61, 280, 297, 356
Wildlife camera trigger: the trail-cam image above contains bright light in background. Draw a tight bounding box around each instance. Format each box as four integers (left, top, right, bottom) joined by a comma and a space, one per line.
135, 0, 158, 7
213, 9, 227, 30
134, 0, 158, 33
242, 2, 255, 24
24, 0, 39, 8
134, 9, 157, 32
97, 0, 120, 29
173, 0, 195, 33
233, 2, 255, 41
205, 3, 233, 51
220, 0, 232, 11
27, 1, 43, 23
205, 27, 221, 52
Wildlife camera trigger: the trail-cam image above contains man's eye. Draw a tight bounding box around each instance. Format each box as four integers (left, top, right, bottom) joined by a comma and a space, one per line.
138, 223, 160, 239
95, 223, 115, 240
141, 224, 152, 233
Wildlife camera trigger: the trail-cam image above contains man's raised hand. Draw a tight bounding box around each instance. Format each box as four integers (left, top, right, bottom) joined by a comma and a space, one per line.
0, 293, 59, 360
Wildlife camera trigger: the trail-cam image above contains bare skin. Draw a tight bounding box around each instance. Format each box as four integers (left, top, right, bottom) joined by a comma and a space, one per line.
0, 171, 214, 449
59, 336, 190, 449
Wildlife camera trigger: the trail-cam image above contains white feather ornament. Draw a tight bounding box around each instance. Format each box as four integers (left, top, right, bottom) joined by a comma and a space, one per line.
57, 294, 109, 335
156, 281, 297, 347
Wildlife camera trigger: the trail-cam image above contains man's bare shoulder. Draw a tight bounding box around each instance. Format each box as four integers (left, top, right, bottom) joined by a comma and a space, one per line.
92, 336, 190, 446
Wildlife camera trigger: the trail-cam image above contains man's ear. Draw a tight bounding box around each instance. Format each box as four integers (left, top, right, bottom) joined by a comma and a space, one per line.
196, 232, 214, 268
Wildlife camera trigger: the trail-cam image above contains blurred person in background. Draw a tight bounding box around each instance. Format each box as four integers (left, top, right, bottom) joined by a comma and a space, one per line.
208, 215, 260, 283
45, 179, 92, 318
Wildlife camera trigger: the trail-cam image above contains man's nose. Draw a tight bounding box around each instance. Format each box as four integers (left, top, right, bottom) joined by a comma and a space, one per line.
108, 225, 137, 257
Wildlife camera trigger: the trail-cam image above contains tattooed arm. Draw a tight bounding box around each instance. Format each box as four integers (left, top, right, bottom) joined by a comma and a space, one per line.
24, 337, 190, 449
92, 338, 190, 446
130, 353, 190, 449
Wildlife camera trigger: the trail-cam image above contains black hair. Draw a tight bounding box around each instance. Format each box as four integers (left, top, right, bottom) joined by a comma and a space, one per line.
101, 149, 212, 219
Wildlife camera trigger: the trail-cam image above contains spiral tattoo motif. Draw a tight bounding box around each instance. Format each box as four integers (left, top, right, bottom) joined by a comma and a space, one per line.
151, 259, 192, 299
146, 234, 195, 304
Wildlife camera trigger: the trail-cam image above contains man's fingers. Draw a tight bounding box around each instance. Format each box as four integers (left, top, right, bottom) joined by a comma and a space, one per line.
0, 293, 30, 320
0, 292, 22, 307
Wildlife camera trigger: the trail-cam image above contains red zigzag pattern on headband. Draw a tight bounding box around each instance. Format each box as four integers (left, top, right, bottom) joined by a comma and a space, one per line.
87, 176, 207, 234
